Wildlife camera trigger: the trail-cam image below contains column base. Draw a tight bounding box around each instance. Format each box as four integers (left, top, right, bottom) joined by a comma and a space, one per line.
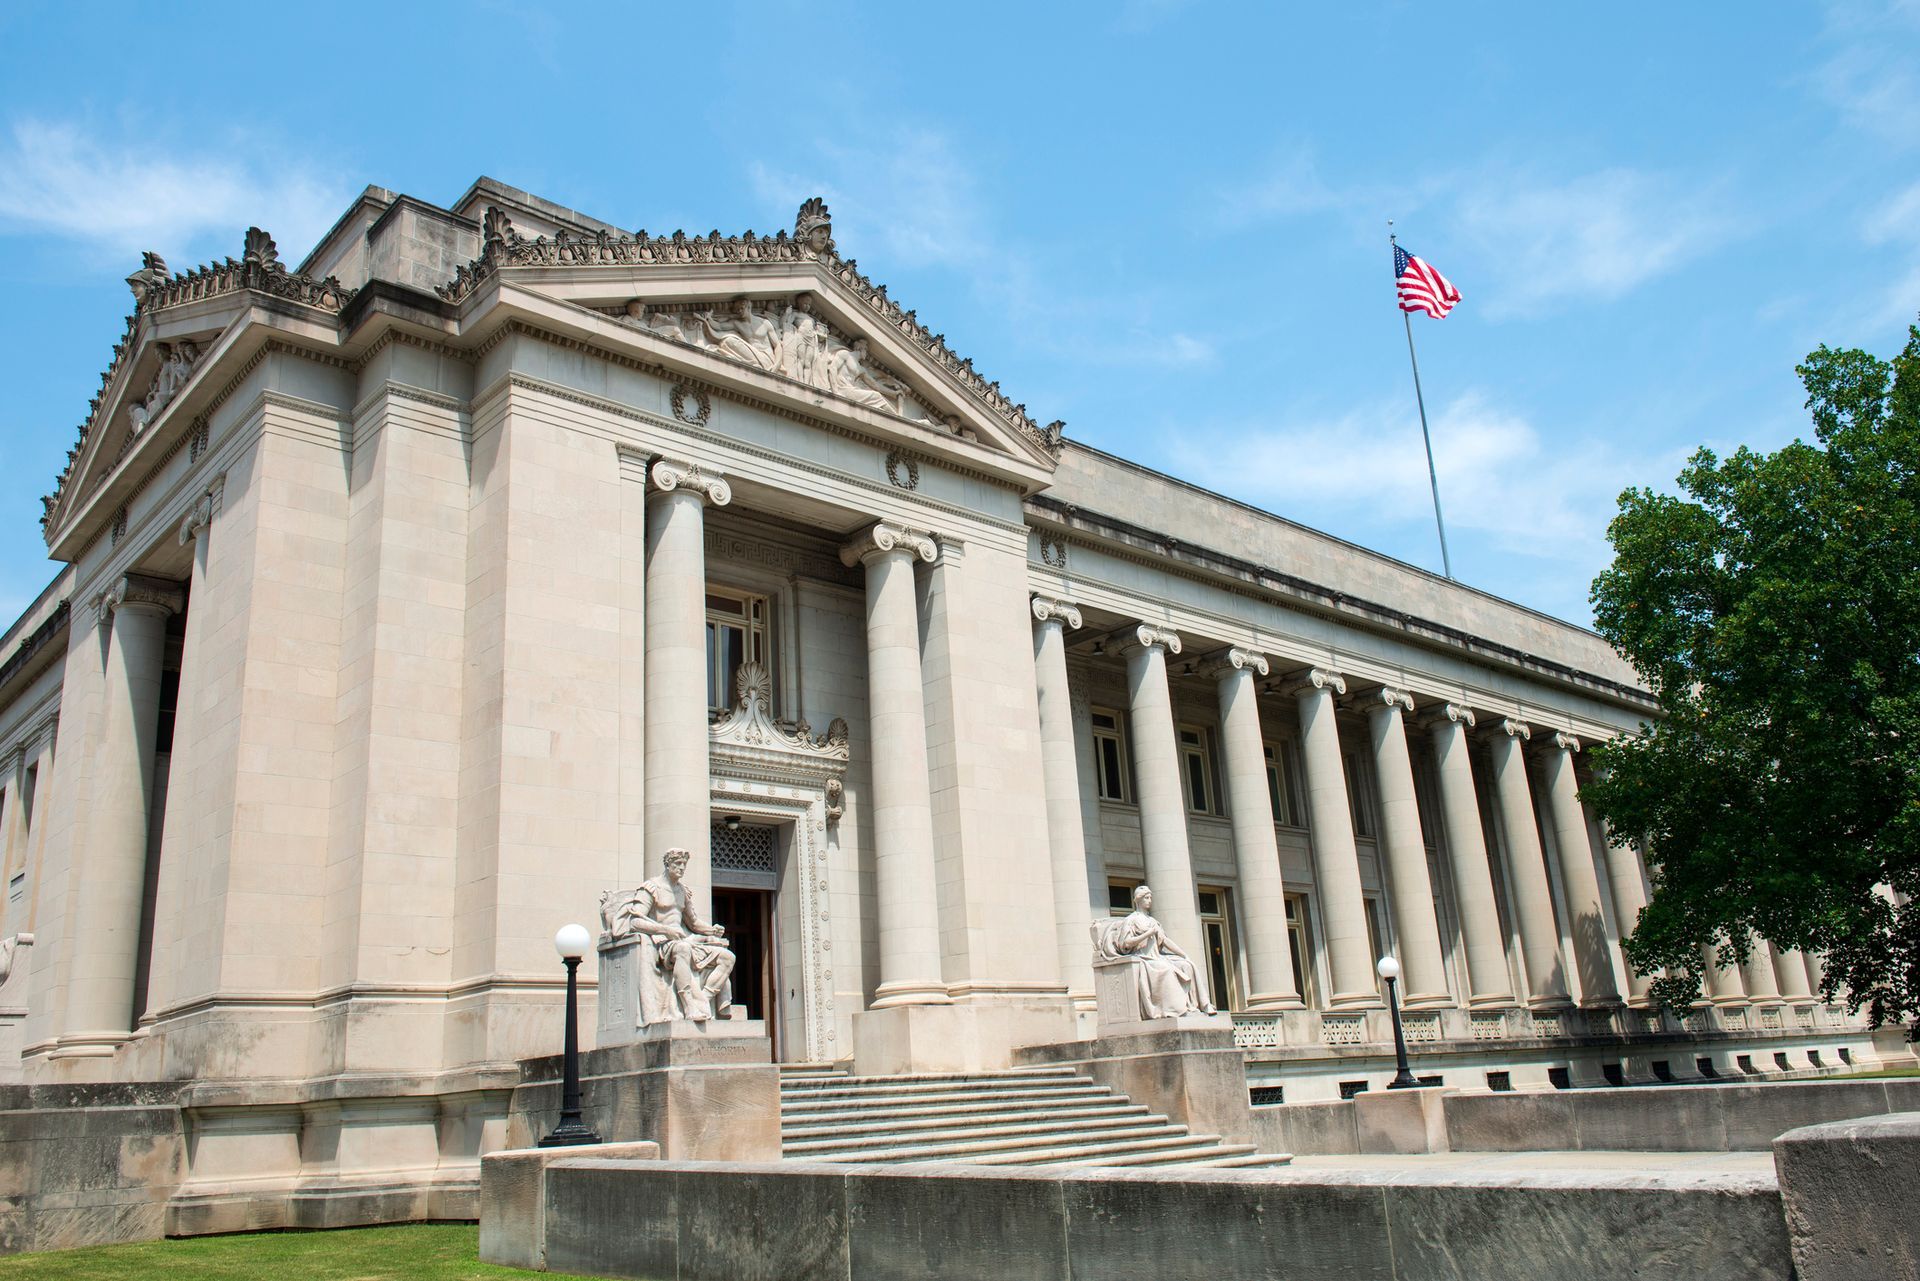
1327, 992, 1385, 1010
1241, 993, 1308, 1013
1402, 992, 1454, 1010
853, 998, 1076, 1076
868, 980, 953, 1009
1466, 992, 1518, 1008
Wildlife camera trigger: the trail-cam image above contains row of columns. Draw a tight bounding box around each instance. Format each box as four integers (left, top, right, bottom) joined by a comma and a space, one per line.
1030, 597, 1653, 1014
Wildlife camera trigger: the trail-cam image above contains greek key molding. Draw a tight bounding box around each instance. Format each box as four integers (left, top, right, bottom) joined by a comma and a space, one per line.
840, 521, 938, 568
1030, 595, 1083, 630
648, 457, 731, 506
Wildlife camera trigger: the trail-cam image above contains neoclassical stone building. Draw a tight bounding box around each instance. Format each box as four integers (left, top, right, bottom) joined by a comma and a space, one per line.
0, 179, 1879, 1229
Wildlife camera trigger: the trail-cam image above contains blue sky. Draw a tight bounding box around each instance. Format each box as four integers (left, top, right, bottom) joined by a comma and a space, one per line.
1, 2, 1916, 628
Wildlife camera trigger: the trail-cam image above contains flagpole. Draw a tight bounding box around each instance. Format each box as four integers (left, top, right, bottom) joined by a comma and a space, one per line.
1390, 224, 1455, 580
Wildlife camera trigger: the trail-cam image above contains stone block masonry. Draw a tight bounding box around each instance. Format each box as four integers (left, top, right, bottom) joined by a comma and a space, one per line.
491, 1154, 1793, 1281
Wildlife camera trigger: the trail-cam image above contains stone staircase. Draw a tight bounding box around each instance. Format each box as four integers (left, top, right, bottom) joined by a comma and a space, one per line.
778, 1064, 1287, 1168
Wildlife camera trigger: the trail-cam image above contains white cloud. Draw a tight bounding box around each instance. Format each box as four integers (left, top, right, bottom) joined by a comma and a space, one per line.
1166, 390, 1683, 595
1808, 1, 1920, 144
1454, 169, 1725, 319
0, 119, 347, 266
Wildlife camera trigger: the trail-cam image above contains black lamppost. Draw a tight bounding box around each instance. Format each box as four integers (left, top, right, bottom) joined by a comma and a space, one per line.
1378, 955, 1419, 1090
539, 923, 602, 1147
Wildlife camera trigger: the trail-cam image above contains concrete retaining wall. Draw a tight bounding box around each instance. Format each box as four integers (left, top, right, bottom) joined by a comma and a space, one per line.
1774, 1112, 1920, 1281
0, 1082, 186, 1255
1252, 1076, 1920, 1156
497, 1156, 1791, 1281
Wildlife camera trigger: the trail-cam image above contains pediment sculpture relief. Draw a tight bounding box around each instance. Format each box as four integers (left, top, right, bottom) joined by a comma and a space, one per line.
127, 340, 201, 436
619, 294, 967, 434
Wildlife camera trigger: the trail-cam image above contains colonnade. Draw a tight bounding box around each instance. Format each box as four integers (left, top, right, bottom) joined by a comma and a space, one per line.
1028, 597, 1666, 1014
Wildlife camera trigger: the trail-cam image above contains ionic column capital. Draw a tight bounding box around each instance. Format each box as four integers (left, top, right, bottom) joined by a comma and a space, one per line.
648, 456, 731, 506
1106, 623, 1182, 658
1350, 685, 1415, 716
176, 475, 225, 546
1420, 702, 1477, 731
1275, 667, 1346, 699
840, 521, 938, 568
1550, 730, 1583, 754
101, 573, 185, 623
1030, 595, 1083, 630
1496, 717, 1532, 741
1197, 646, 1269, 681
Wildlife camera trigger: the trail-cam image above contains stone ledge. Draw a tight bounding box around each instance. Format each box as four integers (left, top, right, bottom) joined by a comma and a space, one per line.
1773, 1111, 1920, 1281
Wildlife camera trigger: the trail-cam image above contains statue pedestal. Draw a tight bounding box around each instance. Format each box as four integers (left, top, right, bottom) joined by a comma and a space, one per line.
597, 936, 746, 1049
1014, 1024, 1270, 1154
1091, 957, 1229, 1039
509, 1020, 778, 1162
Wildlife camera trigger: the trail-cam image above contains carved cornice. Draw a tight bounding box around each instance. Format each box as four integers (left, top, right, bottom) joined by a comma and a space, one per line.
1030, 595, 1083, 630
840, 521, 938, 568
131, 228, 356, 317
1498, 718, 1533, 741
436, 201, 1060, 458
648, 457, 731, 507
1108, 623, 1183, 658
1199, 646, 1270, 680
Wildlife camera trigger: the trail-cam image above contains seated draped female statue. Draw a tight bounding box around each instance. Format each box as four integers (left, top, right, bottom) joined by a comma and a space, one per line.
1090, 884, 1216, 1020
600, 848, 736, 1025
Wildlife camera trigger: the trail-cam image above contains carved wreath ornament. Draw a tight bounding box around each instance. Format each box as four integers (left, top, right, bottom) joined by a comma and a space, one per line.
884, 451, 920, 491
670, 384, 711, 426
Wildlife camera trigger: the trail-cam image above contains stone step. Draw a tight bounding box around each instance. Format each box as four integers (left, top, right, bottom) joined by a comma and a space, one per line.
781, 1081, 1104, 1108
788, 1121, 1196, 1165
782, 1112, 1175, 1155
782, 1101, 1151, 1138
779, 1068, 1083, 1094
969, 1133, 1253, 1166
1033, 1142, 1279, 1169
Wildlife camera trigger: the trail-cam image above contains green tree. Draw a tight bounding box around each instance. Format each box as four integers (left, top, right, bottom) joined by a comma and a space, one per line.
1585, 319, 1920, 1032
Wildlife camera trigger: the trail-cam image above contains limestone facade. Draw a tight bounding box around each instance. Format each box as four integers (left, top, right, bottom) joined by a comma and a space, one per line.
0, 179, 1882, 1229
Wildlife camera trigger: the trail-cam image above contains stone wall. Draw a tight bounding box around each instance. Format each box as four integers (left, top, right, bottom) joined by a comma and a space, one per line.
1250, 1076, 1920, 1156
495, 1155, 1791, 1281
0, 1082, 185, 1256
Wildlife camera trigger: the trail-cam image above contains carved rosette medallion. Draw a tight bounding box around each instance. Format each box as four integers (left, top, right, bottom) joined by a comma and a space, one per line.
670, 384, 712, 426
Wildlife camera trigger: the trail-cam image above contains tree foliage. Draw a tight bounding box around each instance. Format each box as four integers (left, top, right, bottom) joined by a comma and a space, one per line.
1586, 319, 1920, 1030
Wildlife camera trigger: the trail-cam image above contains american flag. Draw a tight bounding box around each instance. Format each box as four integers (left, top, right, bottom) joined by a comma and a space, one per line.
1394, 244, 1461, 319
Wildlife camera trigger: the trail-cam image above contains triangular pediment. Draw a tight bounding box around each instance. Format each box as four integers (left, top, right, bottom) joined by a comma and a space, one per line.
436, 196, 1064, 472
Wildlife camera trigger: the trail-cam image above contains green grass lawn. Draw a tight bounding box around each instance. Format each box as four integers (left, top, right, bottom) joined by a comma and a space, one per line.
0, 1224, 609, 1281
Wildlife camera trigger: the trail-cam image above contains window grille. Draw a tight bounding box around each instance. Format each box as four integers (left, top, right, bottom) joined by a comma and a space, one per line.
710, 823, 776, 876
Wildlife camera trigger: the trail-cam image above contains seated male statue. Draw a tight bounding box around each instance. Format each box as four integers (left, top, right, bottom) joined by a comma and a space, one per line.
1091, 883, 1216, 1019
603, 847, 736, 1024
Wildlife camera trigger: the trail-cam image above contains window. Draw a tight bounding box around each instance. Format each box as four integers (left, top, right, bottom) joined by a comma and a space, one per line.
1108, 878, 1141, 916
705, 588, 769, 711
1091, 708, 1131, 803
1198, 886, 1238, 1010
1344, 751, 1377, 838
1363, 897, 1384, 971
7, 872, 22, 908
1285, 894, 1316, 1006
19, 765, 34, 838
1263, 741, 1305, 827
1178, 726, 1218, 815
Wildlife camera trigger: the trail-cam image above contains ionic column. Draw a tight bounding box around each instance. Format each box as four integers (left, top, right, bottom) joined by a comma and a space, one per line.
1115, 625, 1203, 961
1032, 596, 1094, 1002
1359, 687, 1449, 1007
643, 458, 730, 910
1067, 675, 1108, 928
1203, 648, 1301, 1009
1771, 944, 1813, 1002
1486, 719, 1571, 1007
0, 745, 27, 934
1539, 733, 1621, 1006
64, 575, 182, 1047
1703, 941, 1747, 1007
1740, 931, 1783, 1006
1424, 704, 1514, 1006
842, 523, 949, 1008
1290, 669, 1376, 1007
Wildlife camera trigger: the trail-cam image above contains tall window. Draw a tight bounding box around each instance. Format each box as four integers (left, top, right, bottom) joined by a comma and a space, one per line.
1286, 893, 1316, 1006
1344, 751, 1377, 839
1198, 886, 1238, 1009
1091, 708, 1131, 803
1264, 740, 1305, 827
1178, 725, 1219, 815
705, 588, 769, 711
1363, 896, 1385, 969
